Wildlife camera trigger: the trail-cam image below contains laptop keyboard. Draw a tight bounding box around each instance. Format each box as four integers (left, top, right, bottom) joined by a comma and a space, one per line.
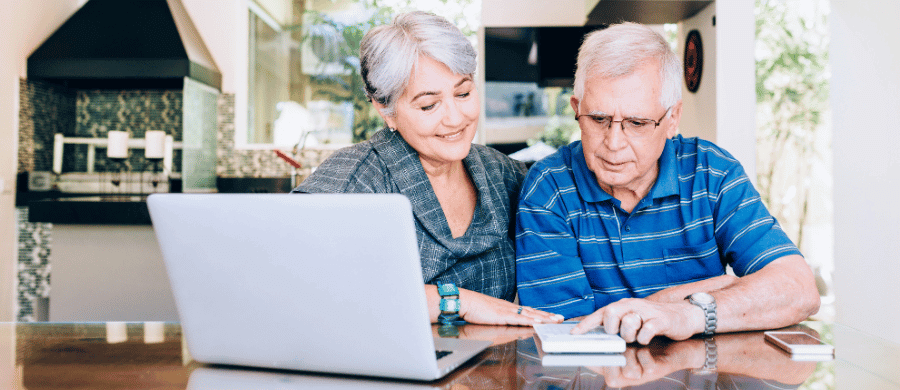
436, 350, 452, 360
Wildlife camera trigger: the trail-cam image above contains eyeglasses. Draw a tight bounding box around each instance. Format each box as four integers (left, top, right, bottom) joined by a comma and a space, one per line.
575, 106, 671, 139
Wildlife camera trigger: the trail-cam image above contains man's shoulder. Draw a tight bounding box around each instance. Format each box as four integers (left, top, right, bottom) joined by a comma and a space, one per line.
529, 141, 578, 175
519, 142, 580, 202
671, 135, 742, 172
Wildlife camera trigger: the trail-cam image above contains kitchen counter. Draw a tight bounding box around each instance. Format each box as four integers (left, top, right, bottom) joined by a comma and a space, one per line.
27, 195, 153, 225
20, 193, 177, 322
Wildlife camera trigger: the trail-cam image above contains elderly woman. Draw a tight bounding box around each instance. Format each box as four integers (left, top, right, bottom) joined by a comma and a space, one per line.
295, 11, 561, 326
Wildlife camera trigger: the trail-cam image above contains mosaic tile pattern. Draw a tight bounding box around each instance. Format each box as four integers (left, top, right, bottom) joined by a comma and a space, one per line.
74, 89, 184, 173
15, 207, 52, 322
16, 81, 337, 321
17, 79, 77, 173
216, 93, 333, 178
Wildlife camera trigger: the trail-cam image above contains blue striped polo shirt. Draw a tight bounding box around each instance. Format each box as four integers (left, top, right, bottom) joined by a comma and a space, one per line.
515, 135, 801, 319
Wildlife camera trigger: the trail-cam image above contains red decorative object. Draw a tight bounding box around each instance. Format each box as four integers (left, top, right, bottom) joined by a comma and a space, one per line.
684, 30, 703, 93
274, 150, 302, 169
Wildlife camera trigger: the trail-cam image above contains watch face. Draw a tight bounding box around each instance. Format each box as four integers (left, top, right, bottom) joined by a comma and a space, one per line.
692, 292, 714, 304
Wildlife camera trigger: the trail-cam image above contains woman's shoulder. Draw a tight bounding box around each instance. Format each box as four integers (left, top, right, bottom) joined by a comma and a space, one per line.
293, 137, 388, 193
469, 143, 527, 178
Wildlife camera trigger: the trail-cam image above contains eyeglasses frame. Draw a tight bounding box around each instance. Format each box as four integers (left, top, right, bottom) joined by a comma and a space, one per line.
574, 106, 673, 139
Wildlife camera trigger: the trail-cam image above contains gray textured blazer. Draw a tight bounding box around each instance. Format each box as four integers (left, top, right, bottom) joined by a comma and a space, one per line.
294, 128, 526, 301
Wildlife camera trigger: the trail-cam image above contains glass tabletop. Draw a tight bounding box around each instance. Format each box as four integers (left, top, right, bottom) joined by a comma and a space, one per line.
1, 321, 897, 389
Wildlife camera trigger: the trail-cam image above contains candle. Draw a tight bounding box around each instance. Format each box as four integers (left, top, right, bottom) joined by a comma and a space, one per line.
53, 133, 64, 174
107, 131, 129, 159
144, 130, 166, 159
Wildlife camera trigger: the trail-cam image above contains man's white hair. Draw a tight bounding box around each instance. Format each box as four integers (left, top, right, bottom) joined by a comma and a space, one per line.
573, 22, 682, 110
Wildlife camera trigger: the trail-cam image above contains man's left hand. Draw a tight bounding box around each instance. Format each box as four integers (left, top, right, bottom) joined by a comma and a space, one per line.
570, 298, 705, 345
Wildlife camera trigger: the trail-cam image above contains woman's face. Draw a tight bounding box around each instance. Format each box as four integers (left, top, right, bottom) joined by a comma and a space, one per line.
378, 55, 480, 168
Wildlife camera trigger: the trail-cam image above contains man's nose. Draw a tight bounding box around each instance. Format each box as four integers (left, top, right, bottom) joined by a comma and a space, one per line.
604, 121, 629, 150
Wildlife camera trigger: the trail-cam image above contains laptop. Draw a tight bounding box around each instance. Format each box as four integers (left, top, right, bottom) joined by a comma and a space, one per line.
147, 193, 491, 381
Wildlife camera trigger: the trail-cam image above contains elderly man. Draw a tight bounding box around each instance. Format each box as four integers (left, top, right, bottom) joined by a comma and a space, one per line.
515, 23, 820, 345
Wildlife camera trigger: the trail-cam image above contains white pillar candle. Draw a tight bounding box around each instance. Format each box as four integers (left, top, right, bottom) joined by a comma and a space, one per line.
53, 133, 64, 174
163, 135, 174, 175
143, 321, 165, 344
144, 130, 166, 159
107, 131, 129, 159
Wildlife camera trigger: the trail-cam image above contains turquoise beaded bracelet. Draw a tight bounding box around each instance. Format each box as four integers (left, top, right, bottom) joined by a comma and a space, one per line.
437, 283, 462, 325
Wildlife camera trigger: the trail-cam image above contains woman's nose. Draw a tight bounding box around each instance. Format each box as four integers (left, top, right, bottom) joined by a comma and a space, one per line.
441, 99, 465, 127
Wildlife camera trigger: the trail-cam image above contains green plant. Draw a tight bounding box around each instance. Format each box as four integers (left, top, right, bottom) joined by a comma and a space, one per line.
529, 87, 580, 149
300, 0, 479, 143
302, 10, 391, 142
755, 0, 830, 251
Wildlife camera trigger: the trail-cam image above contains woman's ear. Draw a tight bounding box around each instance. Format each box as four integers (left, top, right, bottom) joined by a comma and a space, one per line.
371, 100, 397, 130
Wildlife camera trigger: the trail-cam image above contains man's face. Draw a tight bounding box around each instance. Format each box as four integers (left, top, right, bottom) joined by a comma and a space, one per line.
571, 62, 681, 195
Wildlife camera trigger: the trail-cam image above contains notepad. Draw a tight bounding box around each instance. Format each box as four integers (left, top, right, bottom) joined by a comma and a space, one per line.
532, 323, 627, 353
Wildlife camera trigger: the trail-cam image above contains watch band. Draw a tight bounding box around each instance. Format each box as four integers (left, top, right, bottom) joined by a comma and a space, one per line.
686, 292, 717, 336
692, 337, 718, 375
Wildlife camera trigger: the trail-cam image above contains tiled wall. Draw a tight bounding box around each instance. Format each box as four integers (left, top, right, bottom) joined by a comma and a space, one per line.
17, 79, 76, 173
16, 80, 337, 321
72, 89, 183, 173
216, 93, 295, 177
16, 79, 71, 321
15, 207, 51, 322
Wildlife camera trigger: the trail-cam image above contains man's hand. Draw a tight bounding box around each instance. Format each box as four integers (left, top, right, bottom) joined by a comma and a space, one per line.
457, 288, 564, 325
570, 298, 705, 344
591, 339, 706, 387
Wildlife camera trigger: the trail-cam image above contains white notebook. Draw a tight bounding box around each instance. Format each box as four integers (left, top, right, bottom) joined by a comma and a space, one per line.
533, 323, 627, 353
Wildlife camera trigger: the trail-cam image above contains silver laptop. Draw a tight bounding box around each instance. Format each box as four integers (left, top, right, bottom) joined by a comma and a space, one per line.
148, 193, 490, 381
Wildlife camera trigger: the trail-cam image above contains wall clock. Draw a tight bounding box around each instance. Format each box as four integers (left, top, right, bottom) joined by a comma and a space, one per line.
684, 30, 703, 93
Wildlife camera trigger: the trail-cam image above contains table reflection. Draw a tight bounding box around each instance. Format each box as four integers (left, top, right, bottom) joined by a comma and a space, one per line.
515, 324, 824, 389
7, 321, 896, 389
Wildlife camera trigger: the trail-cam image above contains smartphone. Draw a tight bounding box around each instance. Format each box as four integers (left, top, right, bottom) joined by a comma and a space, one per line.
764, 331, 834, 355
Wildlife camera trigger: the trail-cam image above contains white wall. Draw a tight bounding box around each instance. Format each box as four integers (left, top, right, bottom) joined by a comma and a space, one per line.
181, 0, 245, 94
680, 1, 756, 181
0, 0, 86, 322
483, 0, 593, 27
678, 4, 717, 144
712, 1, 756, 181
830, 0, 900, 345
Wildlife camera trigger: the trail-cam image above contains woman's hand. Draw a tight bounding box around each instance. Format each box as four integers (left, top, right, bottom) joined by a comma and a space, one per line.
457, 288, 563, 326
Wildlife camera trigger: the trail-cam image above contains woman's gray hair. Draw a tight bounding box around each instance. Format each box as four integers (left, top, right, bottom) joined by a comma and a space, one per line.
360, 11, 476, 116
573, 22, 682, 111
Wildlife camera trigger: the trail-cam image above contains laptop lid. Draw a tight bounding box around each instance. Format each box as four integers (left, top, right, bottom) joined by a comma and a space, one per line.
148, 193, 489, 381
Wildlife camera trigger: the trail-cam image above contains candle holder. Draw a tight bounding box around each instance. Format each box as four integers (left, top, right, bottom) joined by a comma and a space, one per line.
143, 158, 165, 195
105, 158, 130, 196
105, 130, 131, 196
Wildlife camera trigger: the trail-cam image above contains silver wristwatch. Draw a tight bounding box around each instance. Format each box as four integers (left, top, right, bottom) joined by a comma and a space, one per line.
686, 292, 717, 336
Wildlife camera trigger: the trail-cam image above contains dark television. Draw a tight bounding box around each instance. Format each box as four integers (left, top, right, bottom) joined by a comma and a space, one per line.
485, 25, 606, 88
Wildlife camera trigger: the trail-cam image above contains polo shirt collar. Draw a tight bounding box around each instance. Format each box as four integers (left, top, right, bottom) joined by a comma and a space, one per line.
571, 142, 613, 203
648, 137, 679, 199
570, 138, 679, 203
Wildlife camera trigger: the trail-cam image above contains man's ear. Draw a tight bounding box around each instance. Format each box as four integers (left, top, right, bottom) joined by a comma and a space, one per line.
666, 100, 683, 138
570, 95, 580, 115
371, 100, 397, 130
